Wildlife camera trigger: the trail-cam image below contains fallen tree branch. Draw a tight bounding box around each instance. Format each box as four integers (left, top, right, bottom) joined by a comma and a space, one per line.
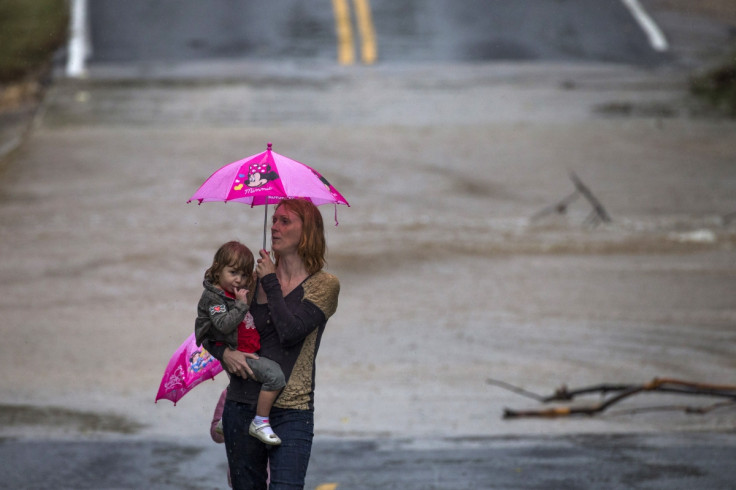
491, 377, 736, 419
542, 379, 736, 402
486, 378, 546, 402
530, 191, 580, 221
569, 171, 612, 225
609, 400, 736, 416
531, 171, 612, 226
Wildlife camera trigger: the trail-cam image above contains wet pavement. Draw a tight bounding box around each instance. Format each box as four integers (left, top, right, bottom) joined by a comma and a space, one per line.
86, 0, 669, 66
2, 433, 736, 489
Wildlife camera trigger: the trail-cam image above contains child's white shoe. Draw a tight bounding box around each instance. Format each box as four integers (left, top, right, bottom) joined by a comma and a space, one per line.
249, 420, 281, 445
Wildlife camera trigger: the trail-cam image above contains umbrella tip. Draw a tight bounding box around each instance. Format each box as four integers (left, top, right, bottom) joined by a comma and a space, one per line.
267, 142, 272, 151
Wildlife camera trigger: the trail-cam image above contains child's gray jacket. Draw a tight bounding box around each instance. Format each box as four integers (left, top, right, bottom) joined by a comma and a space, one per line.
194, 280, 249, 350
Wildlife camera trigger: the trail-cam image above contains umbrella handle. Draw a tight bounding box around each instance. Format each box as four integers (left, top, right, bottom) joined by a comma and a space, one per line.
263, 202, 268, 251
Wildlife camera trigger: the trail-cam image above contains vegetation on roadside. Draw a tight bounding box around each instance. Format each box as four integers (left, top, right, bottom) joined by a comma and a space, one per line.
0, 0, 68, 83
690, 51, 736, 117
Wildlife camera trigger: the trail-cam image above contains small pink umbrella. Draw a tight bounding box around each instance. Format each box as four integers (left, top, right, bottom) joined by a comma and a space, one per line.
155, 332, 223, 405
188, 142, 349, 248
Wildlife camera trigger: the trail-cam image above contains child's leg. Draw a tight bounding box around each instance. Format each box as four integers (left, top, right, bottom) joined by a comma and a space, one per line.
256, 388, 282, 418
245, 357, 286, 413
246, 356, 286, 445
250, 391, 282, 445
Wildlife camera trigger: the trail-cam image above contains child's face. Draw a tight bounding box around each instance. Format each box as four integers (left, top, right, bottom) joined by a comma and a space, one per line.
217, 265, 248, 294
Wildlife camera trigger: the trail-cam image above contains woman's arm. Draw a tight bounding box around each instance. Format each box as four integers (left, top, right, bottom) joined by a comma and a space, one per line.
203, 338, 257, 379
260, 273, 327, 346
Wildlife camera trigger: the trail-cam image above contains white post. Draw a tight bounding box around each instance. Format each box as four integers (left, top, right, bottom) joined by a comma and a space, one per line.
66, 0, 89, 77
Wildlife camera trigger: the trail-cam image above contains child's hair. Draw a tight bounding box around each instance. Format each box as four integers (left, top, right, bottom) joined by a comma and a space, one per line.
205, 241, 255, 290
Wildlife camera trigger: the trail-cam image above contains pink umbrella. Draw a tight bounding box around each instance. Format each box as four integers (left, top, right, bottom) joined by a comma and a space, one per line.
155, 332, 223, 405
188, 142, 349, 248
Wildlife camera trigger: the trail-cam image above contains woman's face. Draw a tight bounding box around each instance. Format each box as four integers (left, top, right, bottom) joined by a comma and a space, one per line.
271, 206, 303, 255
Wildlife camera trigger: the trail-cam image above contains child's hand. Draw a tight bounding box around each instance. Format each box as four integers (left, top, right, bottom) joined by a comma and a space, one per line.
234, 287, 249, 303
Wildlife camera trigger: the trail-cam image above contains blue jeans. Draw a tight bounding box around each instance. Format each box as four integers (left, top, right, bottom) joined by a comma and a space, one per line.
223, 399, 314, 490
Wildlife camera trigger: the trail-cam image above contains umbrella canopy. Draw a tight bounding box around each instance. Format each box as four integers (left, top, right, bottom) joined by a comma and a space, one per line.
155, 332, 223, 405
187, 143, 349, 248
188, 143, 349, 207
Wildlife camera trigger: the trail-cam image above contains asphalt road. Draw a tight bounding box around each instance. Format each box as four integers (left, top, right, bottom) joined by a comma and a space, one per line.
86, 0, 667, 65
3, 433, 736, 489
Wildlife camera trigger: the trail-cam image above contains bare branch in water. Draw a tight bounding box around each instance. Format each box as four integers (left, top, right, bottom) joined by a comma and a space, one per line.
489, 377, 736, 419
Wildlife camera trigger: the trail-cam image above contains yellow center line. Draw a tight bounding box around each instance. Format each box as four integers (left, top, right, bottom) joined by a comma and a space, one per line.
331, 0, 355, 65
352, 0, 378, 65
315, 483, 339, 490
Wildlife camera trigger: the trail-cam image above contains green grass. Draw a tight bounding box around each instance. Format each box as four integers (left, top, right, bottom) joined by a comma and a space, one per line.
690, 50, 736, 117
0, 0, 69, 83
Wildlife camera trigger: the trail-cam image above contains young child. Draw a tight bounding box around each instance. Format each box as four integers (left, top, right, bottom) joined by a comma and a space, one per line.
195, 240, 285, 445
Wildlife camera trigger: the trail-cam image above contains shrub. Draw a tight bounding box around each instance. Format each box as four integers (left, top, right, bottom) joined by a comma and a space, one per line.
0, 0, 69, 83
690, 50, 736, 117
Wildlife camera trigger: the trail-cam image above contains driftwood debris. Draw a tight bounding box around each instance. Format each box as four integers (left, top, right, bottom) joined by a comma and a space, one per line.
531, 171, 612, 226
486, 377, 736, 419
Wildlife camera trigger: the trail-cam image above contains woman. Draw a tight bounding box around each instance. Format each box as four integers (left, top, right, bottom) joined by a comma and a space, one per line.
204, 198, 340, 489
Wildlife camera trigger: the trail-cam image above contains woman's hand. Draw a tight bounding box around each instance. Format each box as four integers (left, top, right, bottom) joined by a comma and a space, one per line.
256, 249, 276, 278
221, 349, 259, 379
